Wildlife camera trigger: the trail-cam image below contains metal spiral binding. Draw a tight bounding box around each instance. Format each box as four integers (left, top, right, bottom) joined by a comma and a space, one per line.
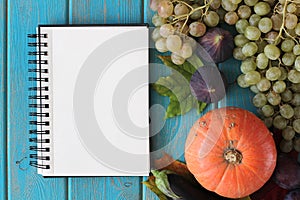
28, 33, 51, 170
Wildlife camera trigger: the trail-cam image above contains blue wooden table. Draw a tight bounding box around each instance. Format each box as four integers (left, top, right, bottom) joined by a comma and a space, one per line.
0, 0, 258, 199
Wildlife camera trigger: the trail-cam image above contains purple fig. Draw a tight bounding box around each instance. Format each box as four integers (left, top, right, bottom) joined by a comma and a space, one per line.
190, 66, 226, 103
284, 189, 300, 200
274, 153, 300, 190
198, 27, 234, 63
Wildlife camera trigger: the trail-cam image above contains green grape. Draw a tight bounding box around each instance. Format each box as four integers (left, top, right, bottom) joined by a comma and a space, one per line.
291, 93, 300, 106
203, 11, 219, 27
180, 42, 193, 59
291, 83, 300, 92
294, 106, 300, 118
245, 71, 261, 85
285, 13, 298, 29
264, 44, 281, 60
295, 56, 300, 71
287, 3, 297, 13
160, 24, 175, 38
158, 0, 174, 18
281, 38, 295, 53
294, 138, 300, 152
267, 92, 281, 106
282, 126, 295, 141
293, 119, 300, 133
238, 5, 251, 19
242, 42, 258, 57
273, 115, 287, 130
210, 0, 221, 10
280, 104, 294, 119
244, 26, 261, 41
174, 3, 189, 15
266, 31, 281, 45
254, 2, 271, 16
256, 53, 269, 69
293, 44, 300, 55
230, 0, 242, 4
261, 104, 274, 117
256, 78, 271, 92
253, 93, 267, 107
152, 27, 161, 42
278, 67, 287, 81
249, 14, 261, 26
171, 52, 185, 65
258, 18, 273, 33
189, 22, 206, 37
166, 35, 182, 52
250, 85, 260, 93
237, 74, 250, 88
280, 139, 293, 153
190, 4, 202, 20
282, 52, 296, 66
271, 14, 283, 31
185, 35, 197, 51
174, 21, 189, 34
152, 14, 167, 26
224, 11, 239, 25
233, 47, 247, 60
235, 19, 249, 34
234, 34, 249, 47
281, 89, 293, 102
221, 0, 238, 12
295, 23, 300, 36
266, 67, 282, 81
150, 0, 162, 11
240, 57, 256, 74
273, 80, 286, 93
155, 38, 168, 52
244, 0, 258, 7
264, 117, 273, 128
288, 70, 300, 84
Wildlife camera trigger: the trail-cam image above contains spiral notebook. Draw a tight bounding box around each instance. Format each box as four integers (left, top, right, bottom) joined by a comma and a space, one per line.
28, 25, 150, 176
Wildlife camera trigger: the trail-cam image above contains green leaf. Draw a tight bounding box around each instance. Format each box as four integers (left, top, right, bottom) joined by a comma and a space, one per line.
152, 57, 207, 119
197, 101, 207, 114
142, 177, 169, 200
151, 170, 180, 199
158, 56, 197, 81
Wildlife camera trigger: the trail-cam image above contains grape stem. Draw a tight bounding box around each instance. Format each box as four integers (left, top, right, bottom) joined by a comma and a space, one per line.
171, 0, 213, 33
172, 0, 193, 10
274, 0, 299, 45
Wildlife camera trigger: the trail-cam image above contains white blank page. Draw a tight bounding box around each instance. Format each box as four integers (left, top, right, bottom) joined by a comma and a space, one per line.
39, 26, 149, 176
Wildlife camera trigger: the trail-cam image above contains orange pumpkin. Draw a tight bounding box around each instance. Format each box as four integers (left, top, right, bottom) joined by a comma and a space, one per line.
185, 107, 277, 198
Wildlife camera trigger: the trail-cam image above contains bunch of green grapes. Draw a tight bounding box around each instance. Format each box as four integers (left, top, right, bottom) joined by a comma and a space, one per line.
230, 0, 300, 153
150, 0, 223, 64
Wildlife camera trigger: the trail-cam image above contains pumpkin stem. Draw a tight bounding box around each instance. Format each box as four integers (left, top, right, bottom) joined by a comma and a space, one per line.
224, 149, 243, 165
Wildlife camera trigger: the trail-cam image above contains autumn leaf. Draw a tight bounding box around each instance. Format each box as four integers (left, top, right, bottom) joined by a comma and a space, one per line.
142, 176, 169, 200
152, 56, 207, 119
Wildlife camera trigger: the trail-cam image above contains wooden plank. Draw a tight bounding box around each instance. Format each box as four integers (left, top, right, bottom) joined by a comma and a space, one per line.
7, 1, 68, 199
71, 0, 143, 24
69, 177, 142, 200
69, 0, 144, 199
0, 0, 6, 199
